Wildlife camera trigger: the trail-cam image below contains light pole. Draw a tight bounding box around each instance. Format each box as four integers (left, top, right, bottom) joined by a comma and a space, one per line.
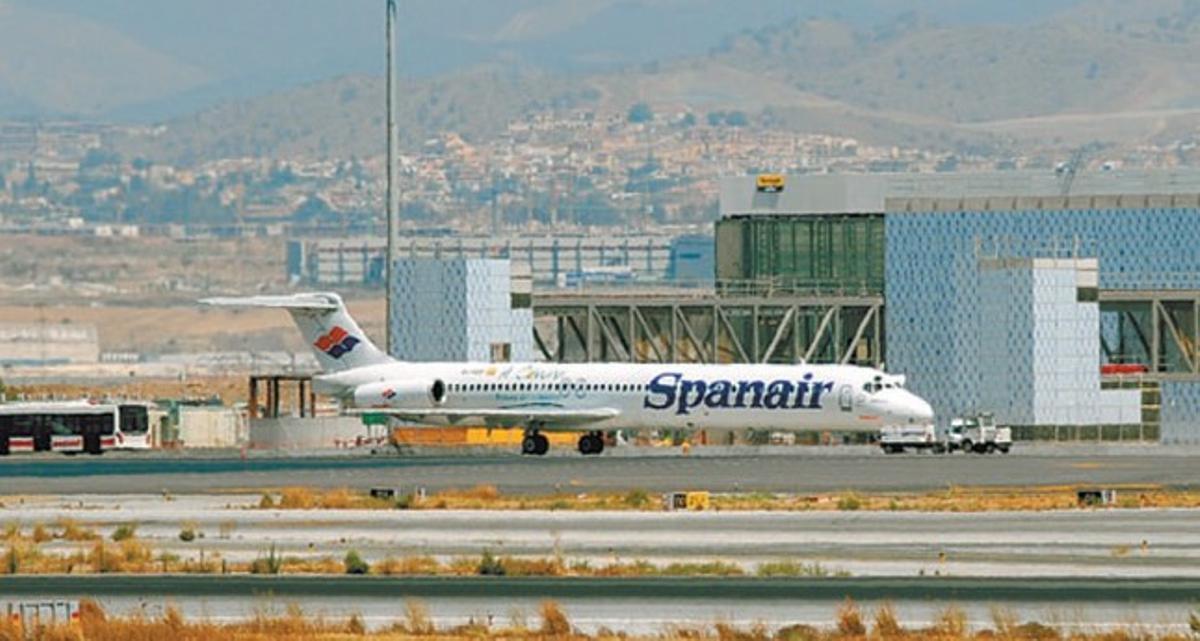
384, 0, 399, 355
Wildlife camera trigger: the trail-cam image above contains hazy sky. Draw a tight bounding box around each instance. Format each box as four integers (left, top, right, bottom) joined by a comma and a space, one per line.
1, 0, 1084, 120
19, 0, 1084, 78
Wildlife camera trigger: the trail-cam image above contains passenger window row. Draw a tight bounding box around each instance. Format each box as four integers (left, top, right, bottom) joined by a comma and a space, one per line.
447, 382, 646, 393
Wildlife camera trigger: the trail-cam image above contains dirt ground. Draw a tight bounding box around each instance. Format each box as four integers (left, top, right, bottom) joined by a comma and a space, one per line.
0, 234, 386, 353
0, 299, 386, 354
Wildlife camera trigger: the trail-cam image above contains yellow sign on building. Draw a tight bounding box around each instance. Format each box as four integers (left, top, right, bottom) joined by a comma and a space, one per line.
755, 174, 785, 193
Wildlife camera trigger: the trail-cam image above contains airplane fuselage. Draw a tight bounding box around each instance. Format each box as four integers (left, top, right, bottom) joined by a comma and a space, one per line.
318, 360, 932, 433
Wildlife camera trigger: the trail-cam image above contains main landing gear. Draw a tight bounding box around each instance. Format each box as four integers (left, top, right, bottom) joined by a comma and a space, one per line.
520, 429, 606, 456
521, 429, 549, 456
577, 431, 604, 456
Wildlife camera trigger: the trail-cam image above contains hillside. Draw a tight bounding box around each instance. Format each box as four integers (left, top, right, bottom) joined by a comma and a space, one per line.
0, 1, 208, 118
114, 1, 1200, 163
115, 68, 593, 164
707, 7, 1200, 124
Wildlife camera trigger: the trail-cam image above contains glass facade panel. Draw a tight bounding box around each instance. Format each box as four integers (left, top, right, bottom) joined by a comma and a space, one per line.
886, 206, 1200, 438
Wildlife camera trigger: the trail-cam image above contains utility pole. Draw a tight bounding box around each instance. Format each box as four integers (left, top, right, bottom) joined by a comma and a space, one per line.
385, 0, 399, 354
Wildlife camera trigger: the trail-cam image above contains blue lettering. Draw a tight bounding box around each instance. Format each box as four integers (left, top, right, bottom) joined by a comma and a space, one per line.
677, 379, 707, 415
808, 381, 834, 409
792, 373, 814, 408
643, 372, 680, 410
643, 373, 832, 412
763, 380, 794, 409
704, 380, 733, 408
735, 380, 764, 408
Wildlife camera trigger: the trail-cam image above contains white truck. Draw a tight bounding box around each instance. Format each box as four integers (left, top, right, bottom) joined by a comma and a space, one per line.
878, 424, 946, 454
947, 413, 1011, 454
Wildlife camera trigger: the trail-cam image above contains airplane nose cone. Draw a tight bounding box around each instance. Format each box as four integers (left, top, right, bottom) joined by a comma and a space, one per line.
907, 395, 935, 423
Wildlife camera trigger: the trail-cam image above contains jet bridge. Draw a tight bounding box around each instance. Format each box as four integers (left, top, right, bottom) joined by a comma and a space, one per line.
1100, 289, 1200, 378
532, 288, 884, 366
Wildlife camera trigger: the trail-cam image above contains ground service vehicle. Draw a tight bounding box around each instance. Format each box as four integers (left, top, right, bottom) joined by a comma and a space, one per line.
879, 424, 945, 454
0, 401, 151, 455
948, 413, 1011, 454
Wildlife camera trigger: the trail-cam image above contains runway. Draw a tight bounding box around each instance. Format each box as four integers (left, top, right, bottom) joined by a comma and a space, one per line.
3, 575, 1199, 601
0, 447, 1198, 494
2, 576, 1197, 634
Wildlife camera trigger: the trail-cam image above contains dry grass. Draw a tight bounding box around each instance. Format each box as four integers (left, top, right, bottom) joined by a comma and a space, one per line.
756, 560, 845, 578
372, 556, 441, 576
251, 484, 1200, 514
264, 487, 395, 511
2, 598, 1198, 640
56, 518, 100, 542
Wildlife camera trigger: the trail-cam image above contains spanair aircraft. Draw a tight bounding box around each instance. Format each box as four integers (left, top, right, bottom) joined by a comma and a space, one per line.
202, 292, 935, 456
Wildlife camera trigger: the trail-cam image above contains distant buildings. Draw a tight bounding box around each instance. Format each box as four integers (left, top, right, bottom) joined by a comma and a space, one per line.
287, 232, 713, 288
0, 322, 99, 366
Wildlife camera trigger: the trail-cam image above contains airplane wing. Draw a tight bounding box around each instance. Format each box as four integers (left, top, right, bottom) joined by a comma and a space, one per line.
346, 407, 620, 429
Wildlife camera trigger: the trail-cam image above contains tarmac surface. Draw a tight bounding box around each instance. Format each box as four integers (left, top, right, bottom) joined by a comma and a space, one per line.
0, 446, 1198, 494
3, 576, 1198, 634
4, 494, 1199, 578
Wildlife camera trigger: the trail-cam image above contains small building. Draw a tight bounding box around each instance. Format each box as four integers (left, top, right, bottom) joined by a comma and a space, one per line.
174, 405, 245, 448
667, 234, 715, 285
390, 257, 533, 362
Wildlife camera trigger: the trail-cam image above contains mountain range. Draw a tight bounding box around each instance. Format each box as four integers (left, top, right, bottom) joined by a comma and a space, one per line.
6, 0, 1200, 162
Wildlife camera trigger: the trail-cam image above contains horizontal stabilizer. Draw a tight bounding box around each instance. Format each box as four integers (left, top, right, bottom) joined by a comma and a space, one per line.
198, 291, 391, 373
200, 294, 339, 310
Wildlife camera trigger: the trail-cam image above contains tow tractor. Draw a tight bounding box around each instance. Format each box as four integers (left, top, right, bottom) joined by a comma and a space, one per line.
948, 413, 1011, 454
878, 424, 944, 454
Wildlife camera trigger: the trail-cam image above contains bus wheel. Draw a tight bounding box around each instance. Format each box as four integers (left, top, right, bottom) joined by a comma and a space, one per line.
0, 437, 8, 456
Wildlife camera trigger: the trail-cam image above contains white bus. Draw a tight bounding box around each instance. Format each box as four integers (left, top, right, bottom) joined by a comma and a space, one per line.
0, 401, 151, 455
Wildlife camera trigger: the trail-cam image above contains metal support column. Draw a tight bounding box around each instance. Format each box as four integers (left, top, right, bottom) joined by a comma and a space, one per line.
384, 0, 399, 355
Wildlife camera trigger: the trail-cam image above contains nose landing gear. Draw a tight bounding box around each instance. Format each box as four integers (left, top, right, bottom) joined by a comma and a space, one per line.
577, 431, 605, 456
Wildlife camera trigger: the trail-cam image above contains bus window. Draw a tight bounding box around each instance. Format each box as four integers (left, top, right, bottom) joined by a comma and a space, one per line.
11, 416, 35, 438
47, 416, 73, 436
119, 406, 149, 435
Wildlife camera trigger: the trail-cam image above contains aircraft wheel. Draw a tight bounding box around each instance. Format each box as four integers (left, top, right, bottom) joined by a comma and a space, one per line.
533, 434, 550, 456
521, 435, 541, 456
578, 432, 605, 456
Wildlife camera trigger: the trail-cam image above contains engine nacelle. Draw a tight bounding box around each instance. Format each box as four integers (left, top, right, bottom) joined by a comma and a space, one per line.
353, 379, 446, 409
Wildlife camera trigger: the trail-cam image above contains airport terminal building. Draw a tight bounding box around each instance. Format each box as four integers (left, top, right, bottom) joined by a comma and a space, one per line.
717, 171, 1200, 443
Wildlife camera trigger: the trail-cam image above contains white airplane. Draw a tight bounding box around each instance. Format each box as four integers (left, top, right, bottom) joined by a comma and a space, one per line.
202, 292, 934, 456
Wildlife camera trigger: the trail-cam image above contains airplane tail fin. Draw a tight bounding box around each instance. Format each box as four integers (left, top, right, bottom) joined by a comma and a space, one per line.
200, 292, 393, 373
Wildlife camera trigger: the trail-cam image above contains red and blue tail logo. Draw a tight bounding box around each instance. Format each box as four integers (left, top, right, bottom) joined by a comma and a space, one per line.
314, 326, 361, 360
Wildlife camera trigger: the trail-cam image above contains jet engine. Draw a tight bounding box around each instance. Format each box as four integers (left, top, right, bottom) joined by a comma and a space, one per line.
352, 379, 446, 408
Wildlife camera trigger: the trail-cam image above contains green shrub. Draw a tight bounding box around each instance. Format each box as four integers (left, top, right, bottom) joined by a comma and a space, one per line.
478, 549, 506, 576
111, 523, 137, 542
837, 493, 862, 511
623, 489, 651, 509
394, 493, 416, 510
343, 550, 370, 575
250, 543, 282, 575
